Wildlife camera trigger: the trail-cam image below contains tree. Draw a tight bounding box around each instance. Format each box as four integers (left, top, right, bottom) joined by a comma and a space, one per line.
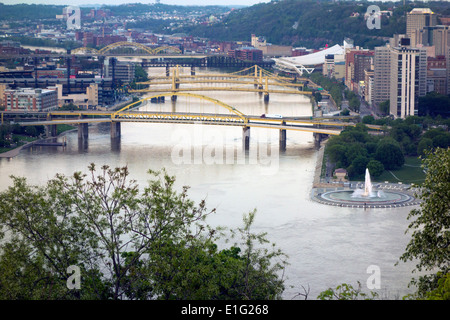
0, 164, 287, 300
366, 159, 384, 178
378, 100, 389, 115
317, 282, 378, 300
417, 138, 433, 156
375, 141, 405, 170
398, 148, 449, 299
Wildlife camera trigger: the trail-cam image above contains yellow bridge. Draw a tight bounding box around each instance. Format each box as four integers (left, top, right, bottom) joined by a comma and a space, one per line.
10, 91, 350, 150
129, 65, 327, 101
6, 65, 378, 150
71, 42, 182, 56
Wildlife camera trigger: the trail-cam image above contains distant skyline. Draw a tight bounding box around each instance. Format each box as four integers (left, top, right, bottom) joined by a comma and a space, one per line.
1, 0, 449, 6
1, 0, 271, 6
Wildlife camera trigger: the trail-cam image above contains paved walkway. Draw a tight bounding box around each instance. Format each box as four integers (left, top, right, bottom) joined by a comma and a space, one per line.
0, 141, 34, 158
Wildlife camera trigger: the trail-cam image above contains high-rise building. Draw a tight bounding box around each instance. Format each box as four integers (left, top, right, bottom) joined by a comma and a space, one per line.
411, 25, 450, 56
406, 8, 437, 39
344, 48, 374, 91
373, 46, 392, 106
427, 55, 447, 95
447, 46, 450, 95
389, 46, 427, 118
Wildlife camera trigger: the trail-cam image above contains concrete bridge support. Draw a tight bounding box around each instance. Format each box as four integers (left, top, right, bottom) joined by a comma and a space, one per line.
78, 123, 89, 141
45, 114, 57, 137
242, 126, 250, 150
45, 124, 57, 137
279, 128, 286, 151
314, 132, 327, 148
110, 121, 121, 139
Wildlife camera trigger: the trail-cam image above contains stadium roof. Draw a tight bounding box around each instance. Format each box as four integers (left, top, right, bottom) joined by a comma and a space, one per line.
275, 44, 344, 67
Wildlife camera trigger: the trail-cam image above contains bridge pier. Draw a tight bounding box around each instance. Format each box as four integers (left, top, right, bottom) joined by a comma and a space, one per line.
313, 132, 326, 149
110, 121, 121, 139
45, 124, 57, 137
78, 123, 89, 141
242, 126, 250, 150
279, 125, 286, 151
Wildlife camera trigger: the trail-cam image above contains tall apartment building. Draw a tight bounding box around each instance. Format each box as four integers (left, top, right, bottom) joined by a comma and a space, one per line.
406, 8, 437, 39
427, 55, 447, 95
373, 46, 392, 106
411, 25, 450, 56
447, 46, 450, 95
4, 88, 58, 111
364, 68, 374, 104
344, 48, 373, 91
389, 46, 427, 118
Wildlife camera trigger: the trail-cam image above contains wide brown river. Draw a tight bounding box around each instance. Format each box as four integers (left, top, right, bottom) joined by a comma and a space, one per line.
0, 67, 423, 299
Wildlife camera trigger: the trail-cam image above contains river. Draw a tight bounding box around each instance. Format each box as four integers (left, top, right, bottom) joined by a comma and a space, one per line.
0, 66, 422, 300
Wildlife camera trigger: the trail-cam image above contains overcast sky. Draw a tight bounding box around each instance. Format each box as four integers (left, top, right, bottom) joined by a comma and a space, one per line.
1, 0, 271, 5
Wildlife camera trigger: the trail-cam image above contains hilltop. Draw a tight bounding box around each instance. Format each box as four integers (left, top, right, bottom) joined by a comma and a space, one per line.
172, 0, 450, 49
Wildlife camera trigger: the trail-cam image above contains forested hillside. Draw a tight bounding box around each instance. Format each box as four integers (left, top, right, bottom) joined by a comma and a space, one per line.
175, 0, 450, 49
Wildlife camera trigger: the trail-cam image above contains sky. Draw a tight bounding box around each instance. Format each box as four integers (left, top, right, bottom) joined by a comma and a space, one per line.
0, 0, 271, 6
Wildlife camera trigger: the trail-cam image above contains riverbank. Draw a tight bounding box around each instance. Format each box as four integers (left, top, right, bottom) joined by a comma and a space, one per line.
0, 128, 76, 159
310, 139, 420, 208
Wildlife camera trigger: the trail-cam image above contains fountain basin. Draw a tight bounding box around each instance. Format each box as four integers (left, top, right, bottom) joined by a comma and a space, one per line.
320, 190, 411, 205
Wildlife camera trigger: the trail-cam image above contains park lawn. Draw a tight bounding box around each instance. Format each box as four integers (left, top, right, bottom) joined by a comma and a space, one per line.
374, 157, 426, 185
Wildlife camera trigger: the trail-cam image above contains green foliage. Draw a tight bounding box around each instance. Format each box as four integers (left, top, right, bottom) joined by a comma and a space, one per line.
378, 100, 390, 115
375, 140, 405, 170
0, 164, 287, 300
325, 114, 450, 180
399, 148, 450, 298
424, 272, 450, 300
317, 282, 378, 300
418, 92, 450, 118
366, 159, 384, 178
417, 138, 433, 157
309, 73, 345, 108
175, 0, 410, 49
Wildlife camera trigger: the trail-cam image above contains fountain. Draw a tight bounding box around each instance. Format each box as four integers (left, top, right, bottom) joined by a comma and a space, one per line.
314, 168, 415, 207
352, 168, 377, 198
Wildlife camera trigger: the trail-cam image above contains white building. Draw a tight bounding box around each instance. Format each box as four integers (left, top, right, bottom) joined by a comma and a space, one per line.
390, 46, 427, 118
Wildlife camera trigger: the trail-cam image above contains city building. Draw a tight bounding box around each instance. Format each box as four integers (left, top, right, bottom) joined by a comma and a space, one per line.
344, 48, 374, 91
447, 46, 450, 95
0, 84, 7, 108
406, 8, 437, 39
364, 68, 374, 105
373, 46, 392, 106
228, 47, 263, 62
389, 45, 427, 118
49, 83, 99, 109
411, 25, 450, 56
103, 58, 136, 83
3, 88, 58, 111
251, 34, 292, 57
323, 54, 345, 80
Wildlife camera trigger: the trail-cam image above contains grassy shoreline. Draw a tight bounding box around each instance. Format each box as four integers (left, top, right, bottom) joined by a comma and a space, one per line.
0, 124, 76, 158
